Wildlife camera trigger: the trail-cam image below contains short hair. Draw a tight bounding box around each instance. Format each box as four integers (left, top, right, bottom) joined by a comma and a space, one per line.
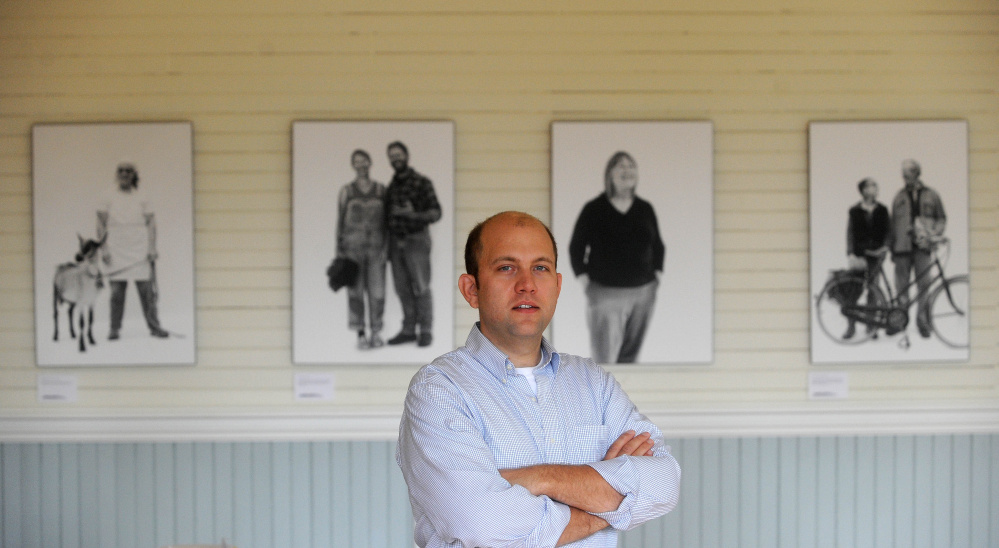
351, 149, 371, 162
604, 151, 636, 197
857, 177, 876, 194
116, 162, 139, 189
464, 211, 558, 282
387, 141, 409, 155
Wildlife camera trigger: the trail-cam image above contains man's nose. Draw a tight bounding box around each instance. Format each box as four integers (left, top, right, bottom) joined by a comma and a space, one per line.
515, 271, 536, 293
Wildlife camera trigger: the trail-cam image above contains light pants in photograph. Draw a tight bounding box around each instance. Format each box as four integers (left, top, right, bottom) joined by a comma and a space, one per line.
585, 278, 658, 364
389, 228, 433, 335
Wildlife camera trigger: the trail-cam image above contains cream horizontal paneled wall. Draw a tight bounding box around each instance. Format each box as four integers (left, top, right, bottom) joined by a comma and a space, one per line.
0, 1, 997, 438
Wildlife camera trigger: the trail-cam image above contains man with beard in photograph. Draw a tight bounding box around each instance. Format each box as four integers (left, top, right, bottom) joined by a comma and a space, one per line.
384, 141, 442, 348
842, 177, 890, 340
889, 159, 946, 339
96, 161, 169, 340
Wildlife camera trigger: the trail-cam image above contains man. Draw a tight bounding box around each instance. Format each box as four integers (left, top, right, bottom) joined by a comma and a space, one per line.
396, 211, 681, 547
888, 159, 946, 338
384, 141, 441, 347
843, 177, 890, 340
336, 149, 387, 349
96, 162, 168, 340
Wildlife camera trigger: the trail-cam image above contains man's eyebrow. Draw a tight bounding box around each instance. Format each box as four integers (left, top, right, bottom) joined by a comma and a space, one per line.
490, 255, 554, 265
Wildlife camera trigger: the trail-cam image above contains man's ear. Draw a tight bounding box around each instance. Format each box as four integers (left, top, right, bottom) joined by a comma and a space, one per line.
458, 273, 479, 309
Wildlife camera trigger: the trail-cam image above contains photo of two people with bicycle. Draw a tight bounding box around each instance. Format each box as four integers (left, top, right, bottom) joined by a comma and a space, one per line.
809, 121, 970, 364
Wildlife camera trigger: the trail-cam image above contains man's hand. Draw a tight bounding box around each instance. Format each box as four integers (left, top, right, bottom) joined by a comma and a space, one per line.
604, 430, 654, 460
391, 200, 416, 218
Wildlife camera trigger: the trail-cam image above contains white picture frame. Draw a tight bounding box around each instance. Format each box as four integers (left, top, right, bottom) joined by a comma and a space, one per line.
809, 120, 970, 364
32, 122, 196, 366
551, 121, 714, 364
292, 121, 455, 364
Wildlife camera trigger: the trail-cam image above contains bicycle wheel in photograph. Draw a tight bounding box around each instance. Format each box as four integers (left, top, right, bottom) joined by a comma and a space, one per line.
928, 275, 969, 348
815, 274, 887, 345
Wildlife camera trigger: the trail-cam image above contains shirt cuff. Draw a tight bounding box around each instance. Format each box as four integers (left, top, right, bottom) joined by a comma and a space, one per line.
587, 456, 638, 529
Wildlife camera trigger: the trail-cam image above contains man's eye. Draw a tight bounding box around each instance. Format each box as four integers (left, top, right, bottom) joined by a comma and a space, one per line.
534, 265, 549, 272
498, 265, 512, 271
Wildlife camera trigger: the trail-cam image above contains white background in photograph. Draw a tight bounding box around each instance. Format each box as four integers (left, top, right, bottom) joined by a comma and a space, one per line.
809, 120, 969, 364
33, 122, 196, 366
551, 121, 714, 364
292, 121, 455, 364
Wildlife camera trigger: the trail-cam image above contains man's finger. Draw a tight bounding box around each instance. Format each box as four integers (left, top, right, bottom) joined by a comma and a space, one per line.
604, 430, 635, 460
619, 431, 652, 457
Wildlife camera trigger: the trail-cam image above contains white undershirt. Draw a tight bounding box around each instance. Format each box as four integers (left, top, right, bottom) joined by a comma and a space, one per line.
514, 355, 547, 395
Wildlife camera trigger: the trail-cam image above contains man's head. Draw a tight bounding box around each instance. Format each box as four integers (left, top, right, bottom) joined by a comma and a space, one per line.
464, 211, 558, 282
387, 141, 409, 173
116, 162, 139, 190
902, 159, 921, 187
458, 211, 562, 353
857, 177, 878, 201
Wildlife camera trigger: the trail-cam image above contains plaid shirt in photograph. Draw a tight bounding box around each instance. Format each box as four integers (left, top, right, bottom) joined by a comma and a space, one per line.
386, 167, 440, 238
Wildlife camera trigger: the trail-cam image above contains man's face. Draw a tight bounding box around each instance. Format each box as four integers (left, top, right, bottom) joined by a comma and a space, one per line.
902, 160, 920, 187
116, 164, 136, 191
459, 215, 562, 351
388, 146, 409, 173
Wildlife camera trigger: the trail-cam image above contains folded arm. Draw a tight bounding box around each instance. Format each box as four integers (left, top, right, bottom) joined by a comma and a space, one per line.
500, 430, 654, 513
398, 377, 573, 547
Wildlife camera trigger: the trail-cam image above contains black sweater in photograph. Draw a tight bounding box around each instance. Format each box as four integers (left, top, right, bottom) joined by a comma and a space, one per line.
569, 194, 665, 287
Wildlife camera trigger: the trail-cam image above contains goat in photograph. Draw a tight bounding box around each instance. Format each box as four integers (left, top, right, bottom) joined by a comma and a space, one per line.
53, 234, 106, 352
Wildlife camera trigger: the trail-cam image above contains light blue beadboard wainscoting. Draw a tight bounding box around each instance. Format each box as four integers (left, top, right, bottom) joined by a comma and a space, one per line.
3, 434, 997, 548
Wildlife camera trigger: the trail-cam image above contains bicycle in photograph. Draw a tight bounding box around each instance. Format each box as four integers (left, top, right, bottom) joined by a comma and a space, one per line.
815, 237, 969, 350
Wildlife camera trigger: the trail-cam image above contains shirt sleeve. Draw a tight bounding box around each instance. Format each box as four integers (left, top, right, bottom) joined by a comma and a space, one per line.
647, 202, 666, 271
417, 177, 441, 215
397, 372, 571, 548
929, 189, 946, 234
846, 207, 857, 256
584, 370, 681, 531
568, 201, 594, 277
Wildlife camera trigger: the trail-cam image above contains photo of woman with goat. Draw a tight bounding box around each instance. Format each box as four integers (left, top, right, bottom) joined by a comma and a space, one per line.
32, 122, 195, 366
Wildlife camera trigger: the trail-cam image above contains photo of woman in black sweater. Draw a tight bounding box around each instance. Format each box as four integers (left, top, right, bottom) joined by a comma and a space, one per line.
569, 151, 666, 363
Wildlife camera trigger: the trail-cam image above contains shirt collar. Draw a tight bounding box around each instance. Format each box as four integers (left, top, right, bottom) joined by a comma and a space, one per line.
464, 323, 560, 382
392, 166, 416, 181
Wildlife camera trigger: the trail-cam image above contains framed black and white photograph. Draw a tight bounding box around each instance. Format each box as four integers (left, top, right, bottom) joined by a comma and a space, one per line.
32, 122, 196, 366
292, 121, 455, 364
551, 121, 714, 364
809, 120, 970, 364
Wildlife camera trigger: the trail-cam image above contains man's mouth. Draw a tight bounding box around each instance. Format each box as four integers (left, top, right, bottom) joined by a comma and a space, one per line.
515, 304, 537, 309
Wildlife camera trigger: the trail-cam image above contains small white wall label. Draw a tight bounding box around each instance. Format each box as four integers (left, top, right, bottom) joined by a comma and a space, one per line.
37, 374, 78, 403
294, 373, 336, 401
808, 371, 849, 400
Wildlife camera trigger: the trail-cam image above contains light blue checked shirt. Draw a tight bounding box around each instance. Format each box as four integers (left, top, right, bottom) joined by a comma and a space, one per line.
397, 324, 681, 547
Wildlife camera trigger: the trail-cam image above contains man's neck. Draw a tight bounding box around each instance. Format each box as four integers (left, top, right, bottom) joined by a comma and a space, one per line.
479, 326, 543, 368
